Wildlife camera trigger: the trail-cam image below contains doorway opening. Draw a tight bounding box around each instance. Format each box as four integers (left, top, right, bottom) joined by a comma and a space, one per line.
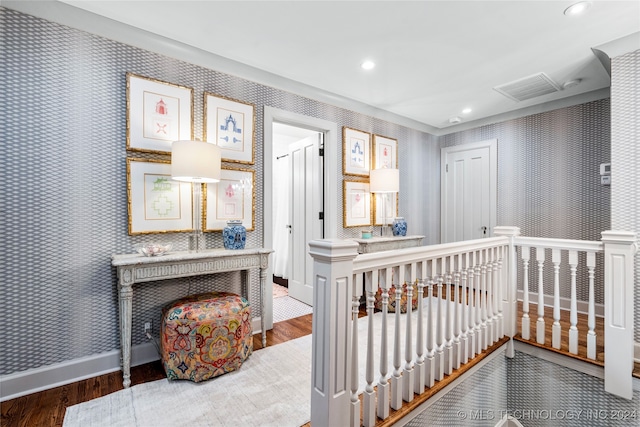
271, 122, 323, 323
263, 106, 338, 331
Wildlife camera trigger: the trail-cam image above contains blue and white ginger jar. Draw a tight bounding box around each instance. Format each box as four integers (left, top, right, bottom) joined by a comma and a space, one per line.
223, 220, 246, 250
392, 217, 407, 237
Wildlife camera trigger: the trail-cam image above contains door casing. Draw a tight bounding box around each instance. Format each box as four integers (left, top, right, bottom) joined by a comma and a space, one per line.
264, 106, 338, 330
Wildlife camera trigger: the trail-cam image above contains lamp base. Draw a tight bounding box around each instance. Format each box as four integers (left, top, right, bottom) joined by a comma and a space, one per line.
189, 230, 205, 252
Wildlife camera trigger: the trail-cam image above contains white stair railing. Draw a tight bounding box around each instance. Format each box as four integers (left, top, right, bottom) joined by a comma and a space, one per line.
309, 228, 636, 426
514, 231, 637, 399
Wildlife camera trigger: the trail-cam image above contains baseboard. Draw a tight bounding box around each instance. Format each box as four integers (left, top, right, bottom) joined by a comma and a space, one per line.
1, 316, 264, 402
516, 290, 604, 317
635, 341, 640, 364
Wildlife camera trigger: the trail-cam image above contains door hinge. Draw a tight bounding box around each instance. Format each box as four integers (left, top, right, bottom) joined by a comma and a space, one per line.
446, 164, 448, 172
319, 148, 324, 157
319, 212, 324, 220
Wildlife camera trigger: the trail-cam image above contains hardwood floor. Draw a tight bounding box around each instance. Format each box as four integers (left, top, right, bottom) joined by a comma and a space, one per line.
1, 313, 314, 427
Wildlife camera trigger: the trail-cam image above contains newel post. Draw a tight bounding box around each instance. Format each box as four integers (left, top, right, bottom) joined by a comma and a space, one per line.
601, 230, 637, 400
309, 239, 359, 427
494, 226, 520, 358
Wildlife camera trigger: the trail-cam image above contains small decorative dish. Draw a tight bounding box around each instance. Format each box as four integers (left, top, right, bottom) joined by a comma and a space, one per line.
135, 242, 172, 257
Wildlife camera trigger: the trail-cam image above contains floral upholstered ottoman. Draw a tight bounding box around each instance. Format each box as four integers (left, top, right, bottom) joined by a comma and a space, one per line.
160, 291, 252, 382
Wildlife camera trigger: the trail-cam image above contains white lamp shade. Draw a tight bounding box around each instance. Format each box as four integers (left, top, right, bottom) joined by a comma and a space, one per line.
171, 140, 221, 183
369, 168, 399, 193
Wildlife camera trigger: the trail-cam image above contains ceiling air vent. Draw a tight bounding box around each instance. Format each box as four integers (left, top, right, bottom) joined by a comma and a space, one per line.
493, 72, 561, 102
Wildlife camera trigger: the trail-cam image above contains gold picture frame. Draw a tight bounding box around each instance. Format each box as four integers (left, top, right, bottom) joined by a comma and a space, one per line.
126, 73, 194, 154
204, 92, 256, 164
372, 134, 398, 170
203, 167, 255, 231
343, 180, 372, 228
126, 158, 193, 235
343, 127, 371, 177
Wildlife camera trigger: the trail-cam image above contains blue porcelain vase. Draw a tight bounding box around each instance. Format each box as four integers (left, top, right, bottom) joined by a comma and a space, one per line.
392, 217, 407, 236
223, 220, 246, 250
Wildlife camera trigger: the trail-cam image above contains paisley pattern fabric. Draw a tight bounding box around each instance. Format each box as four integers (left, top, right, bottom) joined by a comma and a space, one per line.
374, 282, 419, 313
160, 291, 252, 382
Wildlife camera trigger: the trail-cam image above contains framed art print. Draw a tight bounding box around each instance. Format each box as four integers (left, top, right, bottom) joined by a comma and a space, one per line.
126, 158, 193, 235
343, 180, 371, 228
204, 93, 255, 164
343, 127, 371, 177
373, 192, 398, 226
204, 167, 255, 231
373, 134, 398, 169
126, 73, 193, 153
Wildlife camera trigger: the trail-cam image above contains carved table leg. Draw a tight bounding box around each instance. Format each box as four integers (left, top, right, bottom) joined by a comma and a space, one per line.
118, 268, 134, 388
259, 266, 267, 347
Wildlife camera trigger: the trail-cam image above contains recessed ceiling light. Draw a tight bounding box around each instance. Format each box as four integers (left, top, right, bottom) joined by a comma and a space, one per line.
564, 1, 591, 16
361, 60, 375, 70
462, 108, 472, 114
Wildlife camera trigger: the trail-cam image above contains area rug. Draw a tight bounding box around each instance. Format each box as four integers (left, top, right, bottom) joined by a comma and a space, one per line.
273, 295, 314, 323
272, 283, 289, 299
64, 299, 451, 427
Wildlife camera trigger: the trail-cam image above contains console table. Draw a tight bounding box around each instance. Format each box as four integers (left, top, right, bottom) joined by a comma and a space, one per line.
351, 235, 425, 254
111, 247, 273, 388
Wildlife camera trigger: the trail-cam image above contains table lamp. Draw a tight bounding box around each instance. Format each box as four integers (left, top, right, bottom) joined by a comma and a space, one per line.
171, 140, 221, 251
369, 168, 399, 237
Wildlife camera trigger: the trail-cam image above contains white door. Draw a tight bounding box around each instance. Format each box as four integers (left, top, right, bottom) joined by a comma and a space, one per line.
288, 133, 323, 305
441, 139, 497, 243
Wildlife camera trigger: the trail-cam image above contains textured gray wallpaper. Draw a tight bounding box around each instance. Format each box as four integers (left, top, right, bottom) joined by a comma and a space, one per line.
0, 7, 439, 375
507, 352, 639, 427
407, 351, 639, 427
405, 354, 508, 427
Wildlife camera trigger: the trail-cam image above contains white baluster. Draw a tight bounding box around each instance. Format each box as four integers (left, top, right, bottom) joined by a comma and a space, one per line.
414, 270, 426, 394
435, 258, 445, 381
444, 257, 453, 375
521, 247, 531, 340
390, 268, 403, 409
424, 264, 435, 388
551, 249, 561, 350
535, 248, 546, 345
453, 254, 462, 369
402, 265, 414, 402
362, 273, 376, 427
493, 246, 502, 340
377, 270, 390, 420
568, 250, 578, 355
474, 251, 482, 355
486, 248, 494, 347
461, 252, 470, 364
350, 292, 360, 427
480, 249, 488, 351
586, 252, 597, 360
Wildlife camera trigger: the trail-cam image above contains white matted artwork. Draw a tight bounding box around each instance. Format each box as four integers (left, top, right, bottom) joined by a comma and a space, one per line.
126, 158, 193, 235
343, 127, 371, 177
343, 180, 371, 228
373, 134, 398, 170
204, 93, 255, 164
373, 193, 398, 226
204, 167, 255, 231
126, 73, 193, 154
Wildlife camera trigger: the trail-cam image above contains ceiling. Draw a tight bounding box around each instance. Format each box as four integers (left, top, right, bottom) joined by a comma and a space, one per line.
56, 1, 639, 131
